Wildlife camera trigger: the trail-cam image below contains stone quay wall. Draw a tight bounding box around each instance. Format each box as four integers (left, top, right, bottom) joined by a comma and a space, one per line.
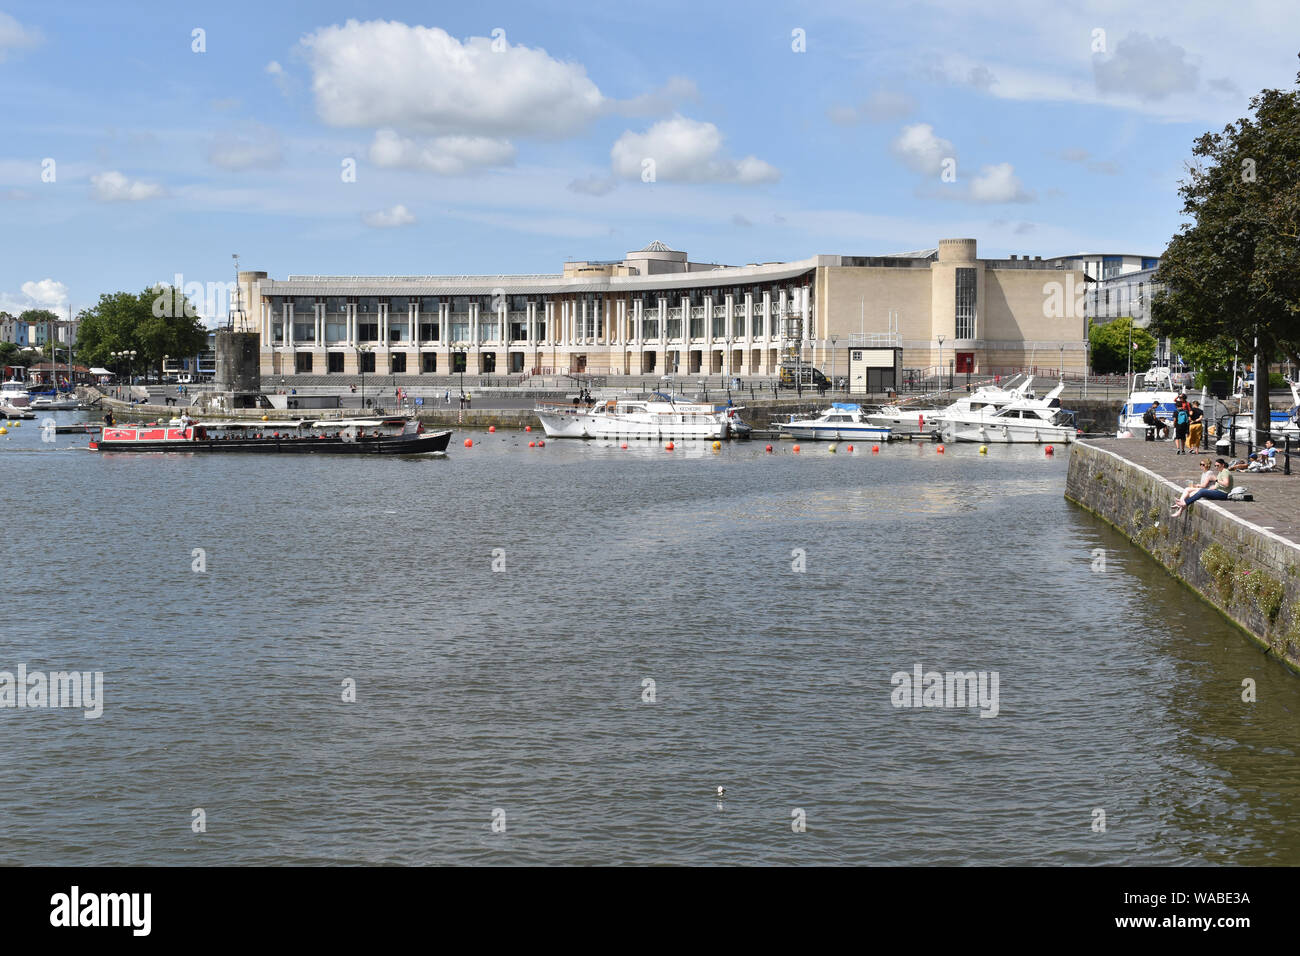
1065, 440, 1300, 670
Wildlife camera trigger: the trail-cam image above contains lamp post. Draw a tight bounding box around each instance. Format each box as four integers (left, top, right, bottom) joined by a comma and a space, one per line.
1059, 343, 1065, 380
830, 335, 837, 393
356, 345, 371, 412
452, 342, 467, 408
937, 335, 945, 394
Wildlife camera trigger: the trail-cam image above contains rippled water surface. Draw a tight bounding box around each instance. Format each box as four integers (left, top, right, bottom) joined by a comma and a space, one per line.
3, 412, 1300, 865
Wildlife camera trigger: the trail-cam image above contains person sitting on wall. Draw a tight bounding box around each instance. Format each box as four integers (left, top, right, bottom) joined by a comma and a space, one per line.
1171, 458, 1232, 517
1172, 459, 1217, 513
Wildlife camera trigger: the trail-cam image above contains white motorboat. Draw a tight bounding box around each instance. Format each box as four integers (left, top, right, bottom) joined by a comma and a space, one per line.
535, 397, 729, 439
28, 396, 80, 410
863, 376, 1035, 434
781, 403, 892, 441
1, 380, 31, 408
1226, 381, 1299, 444
940, 382, 1077, 444
1116, 367, 1179, 437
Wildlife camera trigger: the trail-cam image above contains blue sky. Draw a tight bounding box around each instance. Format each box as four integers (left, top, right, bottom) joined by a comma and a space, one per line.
1, 0, 1297, 321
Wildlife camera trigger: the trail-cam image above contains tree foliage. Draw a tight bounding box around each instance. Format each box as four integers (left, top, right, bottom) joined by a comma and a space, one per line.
1151, 56, 1300, 367
75, 286, 208, 376
1090, 317, 1156, 375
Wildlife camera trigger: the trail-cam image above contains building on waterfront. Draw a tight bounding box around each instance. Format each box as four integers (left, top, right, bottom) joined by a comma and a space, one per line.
1058, 253, 1162, 329
236, 238, 1097, 381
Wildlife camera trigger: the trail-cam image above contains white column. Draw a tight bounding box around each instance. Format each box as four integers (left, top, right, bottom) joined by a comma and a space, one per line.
286, 303, 294, 347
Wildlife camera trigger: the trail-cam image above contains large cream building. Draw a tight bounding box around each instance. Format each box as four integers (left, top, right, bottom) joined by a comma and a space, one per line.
236, 238, 1090, 380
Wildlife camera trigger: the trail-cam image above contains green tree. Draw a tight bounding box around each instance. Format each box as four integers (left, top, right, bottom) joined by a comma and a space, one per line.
1152, 55, 1300, 433
76, 286, 208, 379
0, 340, 33, 368
1089, 317, 1156, 375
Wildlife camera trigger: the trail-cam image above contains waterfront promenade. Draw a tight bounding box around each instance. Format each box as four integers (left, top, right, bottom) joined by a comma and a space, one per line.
1067, 438, 1300, 670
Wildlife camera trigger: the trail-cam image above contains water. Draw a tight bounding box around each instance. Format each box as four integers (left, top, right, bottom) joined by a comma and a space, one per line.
3, 412, 1300, 865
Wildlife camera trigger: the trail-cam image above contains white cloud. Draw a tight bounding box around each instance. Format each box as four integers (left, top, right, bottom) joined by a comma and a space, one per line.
891, 123, 954, 175
368, 129, 515, 175
828, 89, 916, 125
611, 76, 699, 117
1093, 33, 1199, 101
968, 163, 1034, 203
0, 278, 68, 316
363, 204, 416, 228
207, 124, 283, 170
568, 174, 617, 196
610, 116, 779, 184
300, 20, 604, 138
0, 12, 41, 61
90, 170, 164, 202
265, 60, 292, 96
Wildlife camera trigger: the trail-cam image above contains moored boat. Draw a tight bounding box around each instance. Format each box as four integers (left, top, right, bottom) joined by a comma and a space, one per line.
89, 417, 452, 454
781, 403, 892, 441
939, 382, 1077, 444
535, 397, 730, 439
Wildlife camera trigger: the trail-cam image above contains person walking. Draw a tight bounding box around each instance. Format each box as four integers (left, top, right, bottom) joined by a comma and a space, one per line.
1173, 398, 1190, 454
1188, 400, 1204, 450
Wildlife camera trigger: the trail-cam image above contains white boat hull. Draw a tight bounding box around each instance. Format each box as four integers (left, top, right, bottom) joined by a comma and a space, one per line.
536, 409, 727, 440
785, 424, 891, 441
943, 422, 1075, 444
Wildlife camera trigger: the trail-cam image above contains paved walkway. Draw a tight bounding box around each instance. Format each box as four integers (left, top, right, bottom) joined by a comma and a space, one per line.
1081, 438, 1300, 544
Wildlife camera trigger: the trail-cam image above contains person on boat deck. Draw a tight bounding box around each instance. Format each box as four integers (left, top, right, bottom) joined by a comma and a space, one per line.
1172, 458, 1232, 517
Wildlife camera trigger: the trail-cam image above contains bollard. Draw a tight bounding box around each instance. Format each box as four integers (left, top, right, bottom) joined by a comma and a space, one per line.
1287, 435, 1292, 476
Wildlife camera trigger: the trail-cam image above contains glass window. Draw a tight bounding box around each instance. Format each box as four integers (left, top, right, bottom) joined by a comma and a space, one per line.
358, 323, 378, 342
390, 352, 406, 373
327, 352, 344, 373
294, 297, 315, 313
955, 268, 976, 339
295, 352, 313, 373
421, 353, 437, 373
419, 321, 439, 341
358, 297, 378, 314
325, 321, 347, 343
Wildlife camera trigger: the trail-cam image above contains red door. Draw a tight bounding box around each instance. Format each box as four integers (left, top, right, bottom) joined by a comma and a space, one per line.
956, 352, 974, 374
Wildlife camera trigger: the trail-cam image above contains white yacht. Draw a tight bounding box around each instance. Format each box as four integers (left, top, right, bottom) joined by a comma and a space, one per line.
1227, 381, 1299, 444
781, 403, 892, 442
863, 376, 1035, 434
940, 382, 1077, 444
535, 397, 730, 440
1, 379, 31, 408
1116, 367, 1180, 437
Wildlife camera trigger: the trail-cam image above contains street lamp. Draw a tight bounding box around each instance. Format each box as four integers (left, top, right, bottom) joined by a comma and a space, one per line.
452, 341, 468, 408
830, 335, 837, 392
1059, 344, 1065, 380
936, 335, 945, 393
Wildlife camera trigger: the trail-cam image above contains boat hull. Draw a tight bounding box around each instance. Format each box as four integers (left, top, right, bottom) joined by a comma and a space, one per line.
91, 430, 453, 454
535, 411, 726, 440
942, 422, 1075, 444
785, 424, 891, 441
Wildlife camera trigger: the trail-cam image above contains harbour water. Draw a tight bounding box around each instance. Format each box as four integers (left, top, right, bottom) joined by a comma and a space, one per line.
3, 412, 1300, 865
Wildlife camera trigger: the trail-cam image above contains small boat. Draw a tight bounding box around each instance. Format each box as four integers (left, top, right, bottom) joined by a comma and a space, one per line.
1116, 367, 1179, 437
0, 404, 37, 420
535, 396, 729, 439
940, 382, 1077, 444
863, 375, 1035, 435
781, 403, 892, 441
29, 396, 81, 410
90, 417, 452, 454
0, 380, 31, 408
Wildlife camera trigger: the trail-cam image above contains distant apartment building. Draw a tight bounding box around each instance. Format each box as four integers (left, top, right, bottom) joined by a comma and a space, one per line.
1057, 253, 1162, 328
238, 238, 1098, 380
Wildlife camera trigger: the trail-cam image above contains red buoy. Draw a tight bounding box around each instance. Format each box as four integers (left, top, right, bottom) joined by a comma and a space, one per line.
525, 425, 531, 432
665, 441, 675, 451
464, 438, 473, 447
1045, 445, 1054, 455
765, 444, 773, 453
846, 445, 854, 453
529, 441, 536, 447
488, 425, 496, 433
871, 444, 880, 454
621, 442, 628, 449
937, 444, 945, 454
793, 444, 801, 454
537, 439, 545, 447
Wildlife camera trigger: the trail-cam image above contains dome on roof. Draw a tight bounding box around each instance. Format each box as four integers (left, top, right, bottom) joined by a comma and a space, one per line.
640, 240, 674, 252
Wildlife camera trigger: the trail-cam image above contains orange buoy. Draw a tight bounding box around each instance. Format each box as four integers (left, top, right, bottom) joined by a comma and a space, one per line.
1045, 445, 1054, 455
937, 444, 945, 454
765, 444, 773, 453
621, 442, 628, 449
665, 441, 675, 451
464, 438, 473, 447
793, 444, 801, 454
871, 444, 879, 454
846, 444, 854, 453
537, 439, 545, 447
488, 425, 496, 433
529, 441, 536, 447
525, 425, 531, 432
